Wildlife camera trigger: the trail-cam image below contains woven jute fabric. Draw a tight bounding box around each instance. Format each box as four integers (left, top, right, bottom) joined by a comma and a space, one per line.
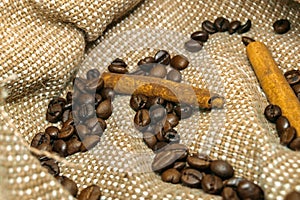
1, 0, 300, 199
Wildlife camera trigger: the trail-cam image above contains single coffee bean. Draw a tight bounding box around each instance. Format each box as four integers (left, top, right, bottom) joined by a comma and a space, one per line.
224, 177, 246, 188
86, 69, 100, 80
53, 140, 68, 157
46, 103, 63, 123
210, 160, 234, 180
155, 125, 166, 142
184, 39, 203, 52
285, 191, 300, 200
130, 94, 148, 111
164, 129, 180, 143
181, 168, 203, 188
173, 162, 186, 171
202, 20, 217, 34
228, 20, 241, 34
100, 88, 115, 100
96, 99, 113, 120
174, 104, 193, 119
85, 78, 104, 92
214, 17, 230, 32
289, 137, 300, 151
161, 168, 181, 184
166, 113, 179, 128
134, 109, 151, 131
237, 180, 264, 200
138, 57, 156, 72
111, 58, 127, 67
108, 64, 128, 74
81, 135, 101, 152
143, 132, 157, 149
145, 96, 165, 109
56, 176, 78, 197
167, 69, 182, 82
58, 125, 75, 139
40, 159, 60, 176
191, 31, 209, 42
264, 104, 282, 123
78, 103, 95, 121
154, 50, 171, 65
292, 83, 300, 95
31, 132, 51, 148
66, 137, 82, 155
150, 105, 167, 123
222, 187, 239, 200
149, 64, 167, 78
242, 36, 255, 46
153, 141, 168, 151
284, 70, 300, 85
170, 55, 189, 71
165, 102, 174, 113
78, 185, 102, 200
237, 19, 252, 34
163, 121, 172, 132
160, 143, 189, 157
86, 118, 106, 136
280, 126, 296, 145
76, 124, 90, 138
49, 97, 67, 108
186, 155, 211, 171
273, 19, 291, 34
276, 116, 290, 135
201, 174, 223, 194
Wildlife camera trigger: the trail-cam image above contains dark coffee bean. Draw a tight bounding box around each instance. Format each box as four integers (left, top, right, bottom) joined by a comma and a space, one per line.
149, 64, 167, 78
164, 129, 180, 143
53, 140, 68, 157
96, 99, 113, 120
166, 113, 179, 128
111, 58, 127, 66
285, 191, 300, 200
170, 55, 189, 71
174, 104, 193, 119
214, 17, 230, 32
155, 125, 166, 142
210, 160, 234, 179
264, 104, 282, 123
163, 121, 172, 132
81, 135, 101, 152
85, 78, 104, 92
150, 105, 166, 123
165, 102, 174, 113
46, 103, 63, 123
76, 124, 90, 138
31, 132, 51, 148
160, 143, 188, 157
49, 97, 67, 108
108, 64, 128, 74
224, 177, 246, 188
181, 168, 203, 188
41, 159, 60, 176
145, 97, 165, 109
228, 20, 241, 34
66, 137, 82, 155
276, 116, 290, 135
153, 141, 168, 151
237, 19, 252, 34
78, 185, 102, 200
167, 69, 182, 82
143, 132, 157, 149
186, 155, 211, 171
86, 69, 100, 80
184, 39, 203, 52
191, 31, 209, 42
138, 57, 156, 72
63, 118, 75, 127
280, 127, 296, 145
237, 180, 264, 200
134, 109, 151, 131
222, 187, 240, 200
161, 168, 181, 184
289, 137, 300, 151
242, 36, 255, 46
56, 176, 78, 197
173, 162, 186, 171
78, 103, 95, 121
284, 70, 300, 85
100, 88, 115, 100
58, 125, 74, 139
85, 118, 106, 136
154, 50, 171, 65
130, 94, 148, 111
273, 19, 291, 34
201, 174, 223, 194
202, 20, 217, 34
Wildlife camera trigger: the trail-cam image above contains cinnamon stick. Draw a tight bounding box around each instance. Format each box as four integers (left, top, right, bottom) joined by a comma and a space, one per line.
101, 72, 224, 109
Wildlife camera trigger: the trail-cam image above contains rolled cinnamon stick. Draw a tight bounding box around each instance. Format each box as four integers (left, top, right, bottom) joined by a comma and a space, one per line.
244, 37, 300, 136
101, 72, 224, 109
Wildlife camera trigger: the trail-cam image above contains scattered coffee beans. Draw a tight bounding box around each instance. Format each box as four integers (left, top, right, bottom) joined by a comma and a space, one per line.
273, 19, 291, 34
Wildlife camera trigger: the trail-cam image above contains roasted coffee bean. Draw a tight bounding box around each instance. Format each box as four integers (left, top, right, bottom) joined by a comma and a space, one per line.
81, 135, 101, 152
170, 55, 189, 71
210, 160, 234, 180
143, 132, 157, 149
58, 125, 74, 139
289, 137, 300, 151
145, 96, 165, 108
56, 176, 78, 197
134, 109, 151, 130
242, 36, 255, 46
174, 104, 193, 119
78, 103, 95, 120
49, 97, 67, 108
187, 155, 211, 171
130, 94, 148, 111
202, 20, 218, 34
150, 105, 167, 123
184, 39, 203, 52
237, 180, 264, 200
228, 20, 241, 34
153, 141, 168, 151
149, 64, 167, 78
273, 19, 291, 34
31, 132, 51, 148
85, 78, 104, 92
214, 17, 230, 32
222, 187, 240, 200
154, 50, 171, 65
280, 127, 296, 145
264, 104, 282, 123
167, 69, 182, 82
284, 191, 300, 200
63, 118, 75, 127
111, 58, 127, 66
292, 83, 300, 95
173, 161, 186, 171
76, 124, 90, 138
53, 140, 68, 157
201, 174, 223, 194
163, 121, 172, 132
100, 88, 115, 100
161, 143, 188, 157
161, 168, 181, 184
66, 137, 82, 155
224, 177, 246, 188
85, 118, 106, 136
46, 103, 63, 123
284, 70, 300, 85
191, 31, 209, 42
41, 159, 60, 176
166, 113, 179, 128
86, 69, 100, 80
237, 19, 252, 34
78, 185, 102, 200
108, 63, 128, 74
138, 57, 156, 72
62, 109, 72, 123
181, 168, 203, 188
165, 102, 174, 113
96, 99, 113, 120
164, 129, 180, 143
276, 116, 290, 135
154, 125, 166, 142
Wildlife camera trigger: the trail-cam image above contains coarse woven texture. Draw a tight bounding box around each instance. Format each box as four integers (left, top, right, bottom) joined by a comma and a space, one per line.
0, 0, 300, 200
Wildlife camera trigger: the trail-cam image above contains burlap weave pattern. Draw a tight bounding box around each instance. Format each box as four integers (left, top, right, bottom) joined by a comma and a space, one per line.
1, 0, 300, 199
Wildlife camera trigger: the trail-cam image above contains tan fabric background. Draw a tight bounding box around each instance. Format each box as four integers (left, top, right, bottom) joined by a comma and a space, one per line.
0, 0, 300, 199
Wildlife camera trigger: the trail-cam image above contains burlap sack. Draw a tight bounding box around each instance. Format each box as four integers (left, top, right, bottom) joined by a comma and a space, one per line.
1, 0, 300, 199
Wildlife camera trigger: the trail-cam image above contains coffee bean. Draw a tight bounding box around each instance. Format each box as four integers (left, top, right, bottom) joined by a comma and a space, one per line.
56, 176, 78, 197
174, 104, 193, 119
184, 39, 203, 52
154, 50, 171, 65
284, 70, 300, 85
285, 191, 300, 200
201, 174, 223, 194
134, 109, 151, 131
145, 97, 165, 109
237, 19, 252, 34
173, 162, 186, 171
153, 141, 168, 151
181, 168, 203, 188
85, 78, 104, 92
96, 99, 113, 120
170, 55, 189, 71
210, 160, 234, 180
86, 118, 106, 136
154, 125, 166, 142
40, 159, 60, 176
130, 94, 148, 111
273, 19, 291, 34
292, 83, 300, 95
66, 137, 82, 155
164, 129, 180, 143
86, 69, 100, 80
138, 57, 156, 72
202, 20, 217, 34
289, 137, 300, 151
264, 104, 282, 123
237, 180, 264, 200
165, 102, 174, 113
224, 177, 246, 188
128, 69, 146, 76
191, 31, 209, 42
222, 187, 239, 200
228, 20, 241, 34
46, 103, 63, 123
167, 69, 182, 82
31, 132, 51, 148
143, 132, 157, 149
150, 105, 167, 123
81, 135, 101, 152
276, 116, 290, 135
78, 103, 95, 121
76, 124, 90, 138
214, 17, 230, 32
62, 109, 72, 123
280, 127, 296, 145
58, 125, 75, 139
53, 140, 68, 157
161, 168, 181, 184
166, 113, 179, 128
163, 121, 172, 132
100, 88, 115, 101
186, 155, 211, 171
161, 143, 189, 157
242, 36, 255, 46
77, 94, 95, 105
78, 185, 102, 200
108, 63, 128, 74
149, 64, 167, 78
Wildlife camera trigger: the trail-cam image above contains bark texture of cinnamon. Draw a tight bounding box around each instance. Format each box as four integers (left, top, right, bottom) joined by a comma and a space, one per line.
101, 72, 224, 109
244, 37, 300, 136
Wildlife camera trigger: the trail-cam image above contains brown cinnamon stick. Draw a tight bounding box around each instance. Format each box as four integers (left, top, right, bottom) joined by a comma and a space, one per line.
101, 72, 224, 109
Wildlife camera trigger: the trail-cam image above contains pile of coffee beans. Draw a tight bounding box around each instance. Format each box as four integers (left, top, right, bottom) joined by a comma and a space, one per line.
151, 143, 264, 200
185, 17, 251, 52
285, 190, 300, 200
273, 19, 291, 34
